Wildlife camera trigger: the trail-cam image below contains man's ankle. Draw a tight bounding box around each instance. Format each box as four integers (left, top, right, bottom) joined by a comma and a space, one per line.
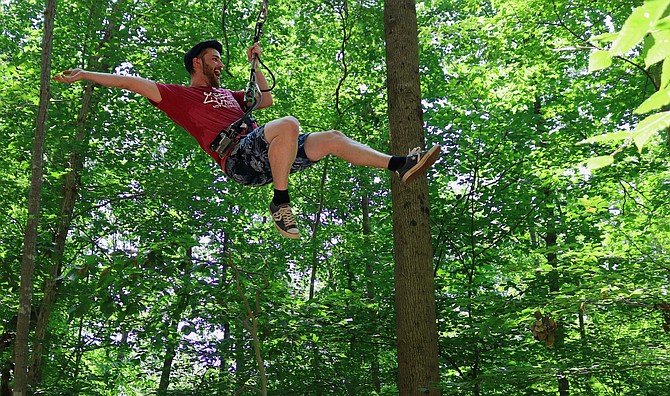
387, 156, 406, 172
273, 189, 290, 206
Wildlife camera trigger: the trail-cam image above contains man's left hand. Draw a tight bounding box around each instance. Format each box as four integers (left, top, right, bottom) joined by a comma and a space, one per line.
248, 43, 262, 63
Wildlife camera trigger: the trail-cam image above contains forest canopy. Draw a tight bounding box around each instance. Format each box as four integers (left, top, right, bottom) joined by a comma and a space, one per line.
2, 0, 670, 395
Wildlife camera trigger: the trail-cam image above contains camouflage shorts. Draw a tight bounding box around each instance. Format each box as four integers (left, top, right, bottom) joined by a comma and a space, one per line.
224, 125, 317, 187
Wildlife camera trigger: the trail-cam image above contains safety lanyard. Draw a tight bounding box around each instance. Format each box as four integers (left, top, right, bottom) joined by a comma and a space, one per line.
210, 0, 274, 158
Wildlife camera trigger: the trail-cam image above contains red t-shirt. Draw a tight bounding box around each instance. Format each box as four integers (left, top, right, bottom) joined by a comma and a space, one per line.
149, 83, 249, 166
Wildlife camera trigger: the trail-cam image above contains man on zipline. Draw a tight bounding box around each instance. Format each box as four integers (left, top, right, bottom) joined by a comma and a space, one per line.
54, 40, 441, 239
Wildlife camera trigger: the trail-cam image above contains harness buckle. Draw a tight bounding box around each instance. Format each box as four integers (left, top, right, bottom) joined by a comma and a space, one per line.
211, 122, 247, 158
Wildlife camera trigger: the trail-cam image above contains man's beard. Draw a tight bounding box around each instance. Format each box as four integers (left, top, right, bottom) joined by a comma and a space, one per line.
203, 63, 220, 88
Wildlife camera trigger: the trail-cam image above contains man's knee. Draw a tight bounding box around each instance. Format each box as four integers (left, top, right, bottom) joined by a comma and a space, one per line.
323, 130, 349, 148
265, 116, 300, 143
276, 116, 300, 137
303, 130, 349, 160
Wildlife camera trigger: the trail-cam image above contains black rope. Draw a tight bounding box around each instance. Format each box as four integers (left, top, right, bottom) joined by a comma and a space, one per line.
253, 0, 268, 43
244, 0, 274, 109
210, 0, 275, 157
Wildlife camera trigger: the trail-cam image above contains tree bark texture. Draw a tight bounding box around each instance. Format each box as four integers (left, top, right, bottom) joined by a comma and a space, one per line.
13, 1, 56, 395
157, 248, 193, 395
27, 80, 94, 387
28, 1, 125, 386
384, 0, 441, 394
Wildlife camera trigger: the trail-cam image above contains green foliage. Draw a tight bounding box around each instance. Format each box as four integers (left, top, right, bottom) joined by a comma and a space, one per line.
586, 0, 670, 162
3, 0, 670, 395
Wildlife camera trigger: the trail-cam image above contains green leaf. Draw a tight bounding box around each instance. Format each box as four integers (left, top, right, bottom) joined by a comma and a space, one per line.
610, 0, 670, 56
634, 88, 670, 114
585, 155, 614, 170
663, 58, 670, 89
588, 50, 613, 72
644, 29, 670, 68
590, 32, 620, 44
653, 15, 670, 30
100, 299, 116, 319
579, 130, 633, 144
632, 111, 670, 150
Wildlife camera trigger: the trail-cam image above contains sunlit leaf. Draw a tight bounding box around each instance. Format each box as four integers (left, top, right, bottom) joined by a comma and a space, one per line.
585, 155, 614, 170
644, 29, 670, 68
588, 50, 613, 72
634, 88, 670, 114
579, 130, 633, 144
662, 58, 670, 89
632, 111, 670, 150
610, 0, 670, 56
590, 32, 620, 44
653, 15, 670, 30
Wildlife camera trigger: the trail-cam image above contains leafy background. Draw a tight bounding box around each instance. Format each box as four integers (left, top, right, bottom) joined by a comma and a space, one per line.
2, 0, 670, 395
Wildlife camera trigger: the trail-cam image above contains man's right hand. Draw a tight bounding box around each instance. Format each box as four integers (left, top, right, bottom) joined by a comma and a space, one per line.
53, 68, 86, 83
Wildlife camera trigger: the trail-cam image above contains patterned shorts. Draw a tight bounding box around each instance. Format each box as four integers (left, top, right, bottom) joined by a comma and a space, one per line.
224, 125, 317, 187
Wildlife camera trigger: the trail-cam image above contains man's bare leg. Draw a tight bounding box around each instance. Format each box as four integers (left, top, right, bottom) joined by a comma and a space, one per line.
303, 130, 391, 168
262, 123, 440, 239
264, 116, 300, 190
304, 130, 441, 183
264, 116, 301, 239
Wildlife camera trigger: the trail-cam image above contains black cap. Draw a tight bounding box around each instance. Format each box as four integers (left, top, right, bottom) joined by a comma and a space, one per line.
184, 40, 223, 73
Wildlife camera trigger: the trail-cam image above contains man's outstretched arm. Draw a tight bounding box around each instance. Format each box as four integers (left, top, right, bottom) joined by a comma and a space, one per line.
53, 69, 162, 103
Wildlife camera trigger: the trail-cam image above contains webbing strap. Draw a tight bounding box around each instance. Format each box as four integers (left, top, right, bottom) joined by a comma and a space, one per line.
211, 0, 272, 159
209, 115, 255, 156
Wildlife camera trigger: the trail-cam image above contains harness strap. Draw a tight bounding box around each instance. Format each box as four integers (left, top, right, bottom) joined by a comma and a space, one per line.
212, 0, 272, 162
210, 114, 256, 158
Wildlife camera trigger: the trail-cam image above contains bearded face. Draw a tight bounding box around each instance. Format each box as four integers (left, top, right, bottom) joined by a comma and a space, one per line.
201, 57, 221, 88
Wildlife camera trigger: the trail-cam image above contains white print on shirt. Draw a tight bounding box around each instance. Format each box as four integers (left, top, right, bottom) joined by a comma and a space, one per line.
203, 91, 238, 109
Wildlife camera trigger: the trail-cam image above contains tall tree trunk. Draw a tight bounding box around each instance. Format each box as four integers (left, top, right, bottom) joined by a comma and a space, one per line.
1, 332, 13, 396
558, 375, 570, 396
158, 346, 177, 395
536, 97, 568, 395
231, 264, 268, 396
27, 80, 94, 387
157, 248, 194, 395
309, 163, 329, 301
28, 2, 124, 385
384, 0, 440, 394
234, 328, 247, 392
308, 159, 329, 395
218, 233, 231, 393
1, 364, 10, 396
12, 1, 56, 395
72, 315, 85, 383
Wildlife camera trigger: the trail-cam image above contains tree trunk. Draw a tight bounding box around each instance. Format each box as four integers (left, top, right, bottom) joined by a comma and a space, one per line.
308, 163, 329, 394
28, 2, 124, 385
157, 248, 194, 395
234, 328, 247, 392
384, 0, 440, 394
309, 162, 329, 301
535, 97, 568, 393
231, 262, 269, 396
558, 375, 569, 396
157, 346, 177, 395
12, 1, 56, 395
1, 332, 13, 396
28, 80, 94, 387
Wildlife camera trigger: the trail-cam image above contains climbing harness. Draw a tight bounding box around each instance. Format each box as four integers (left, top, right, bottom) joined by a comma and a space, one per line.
210, 0, 275, 159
